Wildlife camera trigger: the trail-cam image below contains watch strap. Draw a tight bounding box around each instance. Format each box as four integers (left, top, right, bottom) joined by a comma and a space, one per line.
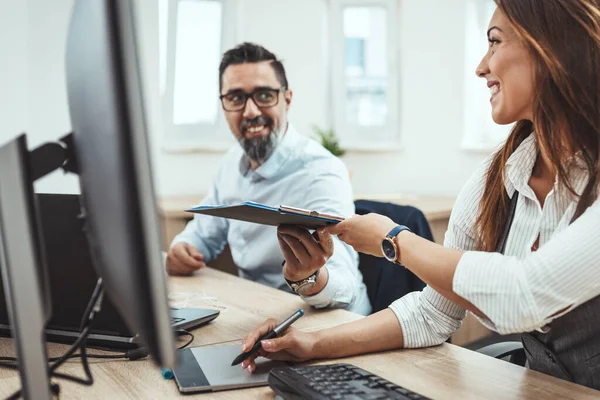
387, 225, 411, 238
384, 225, 411, 265
284, 267, 320, 294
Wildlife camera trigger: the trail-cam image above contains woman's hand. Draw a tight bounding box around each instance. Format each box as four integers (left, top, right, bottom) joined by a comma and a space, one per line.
327, 213, 397, 257
240, 318, 319, 373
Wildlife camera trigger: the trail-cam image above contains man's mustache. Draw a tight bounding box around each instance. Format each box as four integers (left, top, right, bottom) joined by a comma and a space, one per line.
240, 117, 273, 135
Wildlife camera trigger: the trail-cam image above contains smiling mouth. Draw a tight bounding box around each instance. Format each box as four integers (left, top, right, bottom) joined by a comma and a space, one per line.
244, 124, 269, 139
246, 125, 265, 134
490, 84, 500, 101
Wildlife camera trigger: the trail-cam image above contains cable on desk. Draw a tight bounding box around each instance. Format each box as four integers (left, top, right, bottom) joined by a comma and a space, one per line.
175, 329, 195, 350
0, 282, 195, 399
168, 291, 228, 312
2, 278, 105, 400
0, 328, 195, 399
0, 328, 194, 366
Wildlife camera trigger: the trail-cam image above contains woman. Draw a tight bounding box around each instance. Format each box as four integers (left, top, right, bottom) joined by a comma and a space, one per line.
240, 0, 600, 389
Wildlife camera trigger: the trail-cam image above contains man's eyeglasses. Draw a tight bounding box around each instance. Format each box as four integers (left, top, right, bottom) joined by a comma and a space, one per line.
219, 87, 286, 112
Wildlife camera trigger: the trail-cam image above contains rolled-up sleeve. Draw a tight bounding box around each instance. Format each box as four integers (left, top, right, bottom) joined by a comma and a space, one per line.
453, 197, 600, 334
388, 222, 471, 347
389, 286, 466, 347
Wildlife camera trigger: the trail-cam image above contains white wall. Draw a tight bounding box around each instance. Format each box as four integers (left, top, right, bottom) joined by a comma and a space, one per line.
0, 0, 79, 193
1, 0, 491, 199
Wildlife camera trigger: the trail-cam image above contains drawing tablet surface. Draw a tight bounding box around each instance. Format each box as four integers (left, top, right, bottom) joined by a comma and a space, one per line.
173, 343, 287, 393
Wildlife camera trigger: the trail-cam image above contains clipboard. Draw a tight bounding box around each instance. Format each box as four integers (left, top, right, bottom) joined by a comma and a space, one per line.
185, 201, 344, 229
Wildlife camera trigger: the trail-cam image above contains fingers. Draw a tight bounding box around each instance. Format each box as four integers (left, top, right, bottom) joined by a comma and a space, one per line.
277, 229, 311, 266
277, 233, 299, 265
166, 244, 206, 276
241, 318, 280, 373
242, 332, 300, 373
327, 219, 348, 235
241, 348, 268, 372
278, 226, 327, 263
316, 228, 334, 257
241, 318, 278, 353
186, 245, 205, 261
260, 335, 294, 354
243, 347, 291, 373
175, 244, 205, 269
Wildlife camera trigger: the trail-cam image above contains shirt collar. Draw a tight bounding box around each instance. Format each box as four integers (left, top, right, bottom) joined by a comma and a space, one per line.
504, 132, 589, 199
237, 123, 301, 182
504, 133, 537, 197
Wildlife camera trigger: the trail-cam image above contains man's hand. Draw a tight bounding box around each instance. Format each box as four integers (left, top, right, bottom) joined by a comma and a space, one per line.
240, 318, 318, 373
166, 243, 206, 276
327, 213, 396, 257
277, 225, 334, 282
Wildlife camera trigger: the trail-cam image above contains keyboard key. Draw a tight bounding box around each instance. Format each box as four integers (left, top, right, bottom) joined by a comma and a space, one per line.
269, 363, 431, 400
362, 394, 390, 400
395, 387, 410, 395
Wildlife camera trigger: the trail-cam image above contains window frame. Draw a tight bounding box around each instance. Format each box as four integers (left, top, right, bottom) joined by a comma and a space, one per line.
160, 0, 238, 152
328, 0, 401, 151
462, 0, 512, 152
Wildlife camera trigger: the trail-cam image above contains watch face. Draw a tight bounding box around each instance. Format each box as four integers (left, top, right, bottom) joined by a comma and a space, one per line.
295, 282, 317, 295
381, 238, 397, 261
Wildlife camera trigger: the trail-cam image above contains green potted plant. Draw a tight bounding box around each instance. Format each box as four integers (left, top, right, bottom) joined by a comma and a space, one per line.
312, 126, 346, 158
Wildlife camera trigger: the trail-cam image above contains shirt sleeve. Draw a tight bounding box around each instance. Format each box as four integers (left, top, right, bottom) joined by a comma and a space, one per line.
169, 178, 229, 263
388, 221, 472, 347
388, 155, 492, 347
453, 196, 600, 334
297, 157, 362, 310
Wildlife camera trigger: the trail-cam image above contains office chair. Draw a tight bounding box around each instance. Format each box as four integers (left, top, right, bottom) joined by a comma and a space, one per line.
354, 200, 430, 313
476, 341, 527, 366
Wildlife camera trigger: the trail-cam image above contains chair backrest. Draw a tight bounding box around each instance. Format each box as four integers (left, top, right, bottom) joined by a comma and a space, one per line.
354, 200, 431, 313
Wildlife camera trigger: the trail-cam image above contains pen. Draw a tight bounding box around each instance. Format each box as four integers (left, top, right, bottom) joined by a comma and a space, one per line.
231, 309, 304, 366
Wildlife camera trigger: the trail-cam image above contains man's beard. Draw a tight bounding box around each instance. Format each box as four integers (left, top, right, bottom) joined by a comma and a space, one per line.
238, 117, 281, 165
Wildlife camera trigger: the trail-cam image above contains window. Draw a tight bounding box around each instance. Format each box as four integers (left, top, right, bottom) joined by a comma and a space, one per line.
462, 0, 512, 151
160, 0, 236, 149
330, 0, 399, 149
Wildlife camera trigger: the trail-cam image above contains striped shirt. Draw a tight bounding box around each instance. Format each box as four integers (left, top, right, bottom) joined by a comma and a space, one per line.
389, 133, 600, 347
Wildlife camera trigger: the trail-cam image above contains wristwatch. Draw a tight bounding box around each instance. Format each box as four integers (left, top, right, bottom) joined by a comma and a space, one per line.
284, 268, 321, 295
381, 225, 411, 265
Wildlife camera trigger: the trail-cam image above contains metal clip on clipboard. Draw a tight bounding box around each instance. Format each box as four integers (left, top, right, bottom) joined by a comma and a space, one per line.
278, 205, 345, 222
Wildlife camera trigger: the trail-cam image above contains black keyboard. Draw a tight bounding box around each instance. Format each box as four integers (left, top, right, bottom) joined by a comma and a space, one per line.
268, 363, 431, 400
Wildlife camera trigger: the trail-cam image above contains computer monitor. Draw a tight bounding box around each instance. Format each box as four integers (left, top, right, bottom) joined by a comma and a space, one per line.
0, 0, 175, 396
0, 136, 53, 399
65, 0, 175, 368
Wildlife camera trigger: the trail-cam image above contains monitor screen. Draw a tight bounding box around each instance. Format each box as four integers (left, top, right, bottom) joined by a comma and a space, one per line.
65, 0, 175, 367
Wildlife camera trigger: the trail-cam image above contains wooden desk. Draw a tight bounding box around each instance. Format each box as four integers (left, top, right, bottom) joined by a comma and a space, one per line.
0, 268, 598, 399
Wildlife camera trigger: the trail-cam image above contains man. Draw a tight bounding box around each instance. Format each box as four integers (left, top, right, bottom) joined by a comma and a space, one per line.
166, 43, 370, 315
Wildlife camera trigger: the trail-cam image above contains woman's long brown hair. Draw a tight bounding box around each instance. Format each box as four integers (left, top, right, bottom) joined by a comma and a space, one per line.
475, 0, 600, 251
